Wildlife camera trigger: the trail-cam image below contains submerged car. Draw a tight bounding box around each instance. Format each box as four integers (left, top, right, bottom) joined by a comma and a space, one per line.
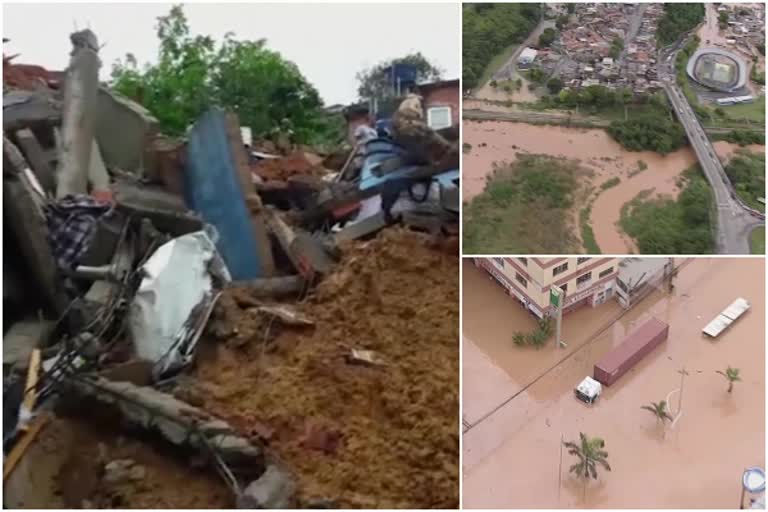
575, 376, 602, 404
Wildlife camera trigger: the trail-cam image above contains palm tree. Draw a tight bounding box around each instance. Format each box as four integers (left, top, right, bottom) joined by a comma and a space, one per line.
641, 400, 674, 426
563, 432, 611, 498
716, 366, 742, 393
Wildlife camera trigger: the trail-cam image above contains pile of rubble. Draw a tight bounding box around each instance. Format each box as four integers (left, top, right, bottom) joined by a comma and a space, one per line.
3, 29, 459, 509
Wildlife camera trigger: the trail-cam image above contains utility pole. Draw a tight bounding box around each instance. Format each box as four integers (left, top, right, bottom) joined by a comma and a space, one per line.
677, 366, 689, 414
551, 286, 566, 348
558, 433, 564, 504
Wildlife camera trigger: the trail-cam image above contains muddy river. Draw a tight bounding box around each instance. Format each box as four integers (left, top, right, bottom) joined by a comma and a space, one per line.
463, 258, 765, 509
463, 120, 762, 253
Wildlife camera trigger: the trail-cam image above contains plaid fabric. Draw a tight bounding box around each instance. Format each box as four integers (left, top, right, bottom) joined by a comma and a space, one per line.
44, 194, 113, 270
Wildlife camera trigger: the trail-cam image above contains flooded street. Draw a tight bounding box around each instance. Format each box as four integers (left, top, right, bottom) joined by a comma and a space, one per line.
463, 258, 765, 509
463, 121, 758, 253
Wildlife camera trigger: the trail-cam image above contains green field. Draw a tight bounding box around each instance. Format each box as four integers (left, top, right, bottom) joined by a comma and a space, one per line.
750, 227, 765, 255
720, 95, 766, 124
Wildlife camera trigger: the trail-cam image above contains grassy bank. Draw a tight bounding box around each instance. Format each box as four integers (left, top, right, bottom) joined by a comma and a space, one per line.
463, 154, 592, 254
619, 166, 715, 254
750, 227, 765, 255
724, 149, 766, 213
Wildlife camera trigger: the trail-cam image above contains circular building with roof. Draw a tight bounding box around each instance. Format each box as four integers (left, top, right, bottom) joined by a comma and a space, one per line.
686, 47, 747, 92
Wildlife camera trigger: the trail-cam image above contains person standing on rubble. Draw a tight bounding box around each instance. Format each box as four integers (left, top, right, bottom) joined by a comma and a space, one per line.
391, 92, 457, 169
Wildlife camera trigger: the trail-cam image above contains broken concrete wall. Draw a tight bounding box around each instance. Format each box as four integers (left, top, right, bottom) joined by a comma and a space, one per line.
94, 87, 159, 177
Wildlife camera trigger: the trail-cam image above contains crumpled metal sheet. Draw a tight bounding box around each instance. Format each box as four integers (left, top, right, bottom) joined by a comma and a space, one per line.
129, 229, 230, 379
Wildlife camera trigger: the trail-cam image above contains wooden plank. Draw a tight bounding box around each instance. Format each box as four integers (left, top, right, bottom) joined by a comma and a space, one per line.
3, 414, 50, 481
20, 349, 41, 420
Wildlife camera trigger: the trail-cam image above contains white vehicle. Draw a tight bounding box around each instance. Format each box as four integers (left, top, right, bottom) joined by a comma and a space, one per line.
575, 376, 602, 404
703, 297, 750, 338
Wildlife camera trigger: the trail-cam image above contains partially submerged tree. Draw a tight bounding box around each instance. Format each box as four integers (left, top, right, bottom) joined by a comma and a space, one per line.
716, 366, 742, 393
641, 400, 674, 430
563, 432, 611, 497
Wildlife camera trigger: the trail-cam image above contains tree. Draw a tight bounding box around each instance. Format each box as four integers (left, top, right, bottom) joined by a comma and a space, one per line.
566, 4, 575, 14
716, 366, 742, 393
563, 433, 611, 497
356, 52, 442, 100
490, 79, 499, 88
641, 400, 674, 427
547, 77, 564, 94
718, 11, 729, 29
463, 3, 542, 89
539, 27, 557, 47
110, 5, 339, 145
556, 14, 570, 30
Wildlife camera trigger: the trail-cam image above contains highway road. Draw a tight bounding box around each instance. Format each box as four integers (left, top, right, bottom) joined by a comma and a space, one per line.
657, 42, 764, 254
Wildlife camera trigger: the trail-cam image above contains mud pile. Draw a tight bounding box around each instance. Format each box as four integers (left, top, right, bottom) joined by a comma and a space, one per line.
251, 152, 328, 181
195, 228, 460, 508
16, 416, 231, 509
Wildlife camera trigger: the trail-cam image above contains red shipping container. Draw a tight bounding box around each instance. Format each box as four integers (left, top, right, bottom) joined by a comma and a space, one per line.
594, 317, 669, 386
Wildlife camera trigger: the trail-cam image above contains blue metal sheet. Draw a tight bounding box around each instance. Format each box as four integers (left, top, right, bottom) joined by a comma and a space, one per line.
184, 108, 264, 280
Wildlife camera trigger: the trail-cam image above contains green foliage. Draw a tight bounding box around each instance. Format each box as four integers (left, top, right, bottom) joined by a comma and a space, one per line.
718, 11, 729, 29
657, 4, 706, 46
750, 227, 765, 255
563, 433, 611, 481
356, 52, 441, 100
547, 77, 564, 94
579, 206, 601, 254
607, 113, 687, 155
750, 64, 765, 85
724, 150, 766, 212
462, 3, 542, 89
527, 67, 546, 84
556, 14, 570, 30
641, 400, 674, 424
512, 317, 554, 349
628, 160, 649, 177
551, 84, 632, 109
539, 27, 557, 47
711, 129, 765, 146
609, 37, 624, 59
600, 177, 621, 190
463, 155, 588, 253
716, 366, 742, 393
619, 168, 715, 254
110, 5, 340, 146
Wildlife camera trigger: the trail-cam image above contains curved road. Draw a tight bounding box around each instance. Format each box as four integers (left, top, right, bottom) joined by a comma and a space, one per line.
657, 41, 764, 254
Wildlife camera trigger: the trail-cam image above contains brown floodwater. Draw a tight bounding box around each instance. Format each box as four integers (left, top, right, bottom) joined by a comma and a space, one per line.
463, 121, 760, 253
463, 258, 765, 509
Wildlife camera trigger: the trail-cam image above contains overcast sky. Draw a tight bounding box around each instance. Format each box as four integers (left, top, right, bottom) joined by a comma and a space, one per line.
3, 2, 460, 105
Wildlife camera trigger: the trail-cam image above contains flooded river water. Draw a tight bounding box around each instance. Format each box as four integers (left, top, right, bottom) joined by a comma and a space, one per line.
463, 258, 765, 508
463, 120, 761, 253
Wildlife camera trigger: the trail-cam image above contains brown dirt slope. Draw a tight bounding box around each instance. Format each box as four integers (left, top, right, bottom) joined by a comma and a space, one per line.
195, 228, 460, 508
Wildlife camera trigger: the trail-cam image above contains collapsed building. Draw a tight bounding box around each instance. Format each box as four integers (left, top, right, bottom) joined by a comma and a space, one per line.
3, 30, 459, 508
